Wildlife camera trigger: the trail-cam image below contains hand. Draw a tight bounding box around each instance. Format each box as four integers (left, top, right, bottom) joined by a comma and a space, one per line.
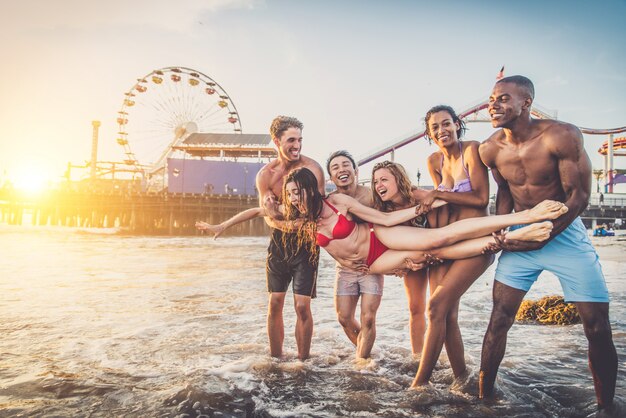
424, 253, 444, 265
195, 221, 225, 240
482, 231, 504, 254
481, 242, 501, 255
263, 194, 284, 220
391, 268, 410, 277
415, 203, 428, 217
481, 242, 500, 255
417, 190, 438, 214
349, 260, 370, 273
404, 258, 427, 271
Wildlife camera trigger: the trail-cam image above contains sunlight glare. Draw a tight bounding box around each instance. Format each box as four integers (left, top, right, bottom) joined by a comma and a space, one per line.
12, 166, 49, 194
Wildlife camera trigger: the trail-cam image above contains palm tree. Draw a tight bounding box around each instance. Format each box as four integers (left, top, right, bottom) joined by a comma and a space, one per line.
592, 169, 604, 193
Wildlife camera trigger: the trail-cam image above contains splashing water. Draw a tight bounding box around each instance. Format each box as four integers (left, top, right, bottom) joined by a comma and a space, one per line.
0, 225, 624, 416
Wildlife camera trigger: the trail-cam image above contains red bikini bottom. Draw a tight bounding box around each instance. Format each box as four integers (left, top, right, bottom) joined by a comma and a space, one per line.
366, 223, 389, 267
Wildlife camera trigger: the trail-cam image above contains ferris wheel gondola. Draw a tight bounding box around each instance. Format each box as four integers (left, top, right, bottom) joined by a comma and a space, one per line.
115, 66, 242, 188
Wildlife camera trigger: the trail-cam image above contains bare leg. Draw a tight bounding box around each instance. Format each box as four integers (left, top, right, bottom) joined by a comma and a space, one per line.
370, 225, 553, 275
505, 221, 553, 241
404, 269, 428, 355
426, 261, 465, 375
374, 201, 565, 251
444, 298, 465, 378
412, 255, 492, 386
370, 236, 490, 274
431, 263, 467, 380
294, 294, 313, 360
336, 294, 360, 345
479, 281, 526, 398
575, 302, 616, 410
429, 222, 551, 260
356, 293, 382, 359
268, 292, 286, 358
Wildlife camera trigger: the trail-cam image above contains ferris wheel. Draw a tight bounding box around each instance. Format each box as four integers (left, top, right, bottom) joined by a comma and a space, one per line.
116, 66, 242, 175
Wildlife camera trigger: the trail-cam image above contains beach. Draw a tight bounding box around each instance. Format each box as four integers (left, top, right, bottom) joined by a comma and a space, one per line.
0, 225, 624, 417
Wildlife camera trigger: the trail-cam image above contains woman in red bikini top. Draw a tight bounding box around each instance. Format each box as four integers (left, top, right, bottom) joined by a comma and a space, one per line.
315, 199, 356, 247
282, 166, 565, 276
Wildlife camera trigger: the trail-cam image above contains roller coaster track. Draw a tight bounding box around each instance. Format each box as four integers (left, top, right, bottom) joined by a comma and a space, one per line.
357, 99, 626, 166
580, 126, 626, 135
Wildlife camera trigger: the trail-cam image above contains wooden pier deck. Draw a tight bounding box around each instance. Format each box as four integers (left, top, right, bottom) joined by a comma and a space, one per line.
0, 188, 269, 236
1, 188, 624, 235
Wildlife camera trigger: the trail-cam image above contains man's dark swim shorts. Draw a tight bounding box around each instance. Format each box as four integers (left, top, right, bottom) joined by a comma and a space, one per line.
266, 228, 319, 298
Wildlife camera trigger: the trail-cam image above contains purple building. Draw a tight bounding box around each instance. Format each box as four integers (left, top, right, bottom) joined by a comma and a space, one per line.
167, 133, 276, 195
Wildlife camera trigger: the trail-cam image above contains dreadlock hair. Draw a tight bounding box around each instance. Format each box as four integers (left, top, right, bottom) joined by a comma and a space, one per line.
424, 104, 466, 144
282, 167, 323, 261
371, 161, 417, 212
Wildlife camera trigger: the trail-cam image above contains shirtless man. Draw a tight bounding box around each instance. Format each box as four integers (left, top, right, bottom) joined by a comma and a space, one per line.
326, 150, 385, 359
478, 75, 617, 411
256, 116, 325, 360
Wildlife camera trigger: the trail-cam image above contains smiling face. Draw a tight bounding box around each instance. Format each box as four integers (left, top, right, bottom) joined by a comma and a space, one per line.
275, 127, 303, 162
328, 155, 357, 188
488, 82, 531, 129
427, 110, 460, 149
373, 167, 399, 202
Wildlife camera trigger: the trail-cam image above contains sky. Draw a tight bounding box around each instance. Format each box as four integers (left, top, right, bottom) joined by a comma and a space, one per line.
1, 0, 625, 192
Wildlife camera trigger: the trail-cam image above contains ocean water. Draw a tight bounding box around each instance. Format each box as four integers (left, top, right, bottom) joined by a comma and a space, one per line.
0, 224, 624, 417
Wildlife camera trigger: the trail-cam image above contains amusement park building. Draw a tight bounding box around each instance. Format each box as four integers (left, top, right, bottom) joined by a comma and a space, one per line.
167, 132, 275, 195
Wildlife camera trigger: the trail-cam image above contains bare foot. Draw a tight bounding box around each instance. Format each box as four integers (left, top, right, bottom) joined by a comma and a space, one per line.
409, 380, 434, 391
506, 221, 553, 242
527, 200, 568, 222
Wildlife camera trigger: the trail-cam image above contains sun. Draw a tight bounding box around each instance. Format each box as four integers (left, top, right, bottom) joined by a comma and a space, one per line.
12, 166, 50, 195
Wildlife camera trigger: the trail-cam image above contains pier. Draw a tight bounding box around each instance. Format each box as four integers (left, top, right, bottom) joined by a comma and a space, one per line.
581, 194, 626, 228
1, 187, 624, 236
0, 188, 269, 236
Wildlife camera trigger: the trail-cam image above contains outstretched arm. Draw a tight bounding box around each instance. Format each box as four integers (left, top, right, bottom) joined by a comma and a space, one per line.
410, 188, 447, 215
331, 193, 419, 226
196, 207, 264, 239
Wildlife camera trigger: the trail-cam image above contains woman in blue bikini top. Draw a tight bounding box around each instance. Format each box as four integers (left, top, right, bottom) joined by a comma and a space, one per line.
411, 104, 493, 389
421, 106, 490, 223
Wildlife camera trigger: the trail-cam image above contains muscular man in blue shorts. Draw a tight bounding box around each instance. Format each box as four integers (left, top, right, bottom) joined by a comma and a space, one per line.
478, 75, 616, 412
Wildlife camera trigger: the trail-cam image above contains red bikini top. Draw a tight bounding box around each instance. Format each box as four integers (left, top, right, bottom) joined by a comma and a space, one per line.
316, 199, 356, 247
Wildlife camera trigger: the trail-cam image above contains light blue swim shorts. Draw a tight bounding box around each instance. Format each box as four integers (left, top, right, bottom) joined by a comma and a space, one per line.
495, 217, 609, 303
